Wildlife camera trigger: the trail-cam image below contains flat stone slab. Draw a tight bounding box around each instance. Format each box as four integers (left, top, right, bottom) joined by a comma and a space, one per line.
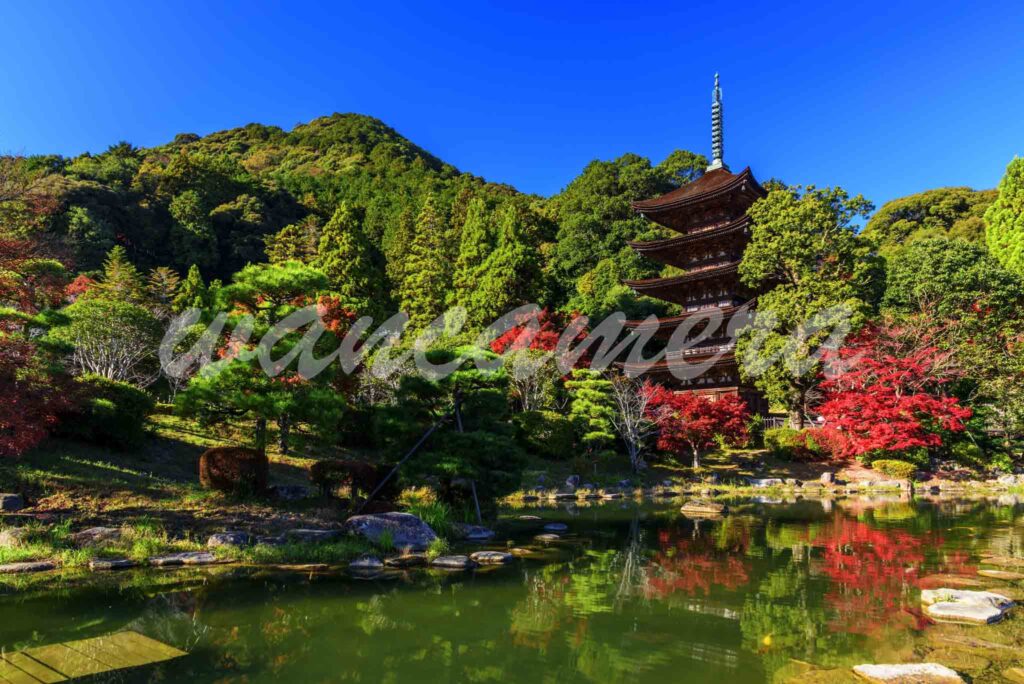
534, 533, 560, 542
600, 490, 624, 499
343, 512, 437, 552
207, 532, 252, 548
149, 552, 218, 567
0, 560, 55, 574
681, 500, 728, 515
470, 551, 513, 565
0, 494, 25, 512
451, 523, 496, 542
977, 569, 1024, 581
921, 589, 1014, 624
919, 574, 987, 589
285, 529, 341, 544
89, 558, 138, 571
852, 663, 964, 683
749, 478, 784, 488
543, 522, 568, 532
980, 555, 1024, 568
71, 526, 122, 547
429, 555, 477, 570
384, 554, 427, 568
517, 515, 542, 521
348, 556, 384, 572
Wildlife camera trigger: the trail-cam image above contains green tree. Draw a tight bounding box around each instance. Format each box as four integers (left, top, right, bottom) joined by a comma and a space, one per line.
169, 189, 217, 270
565, 369, 617, 461
316, 202, 384, 318
218, 260, 329, 325
985, 157, 1024, 278
264, 216, 321, 264
93, 245, 146, 304
470, 202, 543, 325
397, 195, 450, 329
172, 264, 208, 313
738, 185, 881, 427
862, 186, 995, 249
146, 266, 181, 319
451, 198, 494, 310
64, 205, 116, 269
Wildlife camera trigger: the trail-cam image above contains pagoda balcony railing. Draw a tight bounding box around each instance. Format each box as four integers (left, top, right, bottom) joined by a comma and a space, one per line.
686, 216, 744, 235
665, 341, 736, 360
681, 297, 745, 312
682, 256, 740, 273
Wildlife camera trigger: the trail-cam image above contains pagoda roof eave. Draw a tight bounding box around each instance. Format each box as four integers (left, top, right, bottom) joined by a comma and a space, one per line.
624, 299, 757, 332
627, 216, 751, 254
630, 166, 765, 214
622, 262, 740, 292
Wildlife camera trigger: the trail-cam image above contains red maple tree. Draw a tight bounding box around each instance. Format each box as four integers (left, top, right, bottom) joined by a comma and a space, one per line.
818, 319, 971, 459
490, 308, 587, 355
647, 387, 749, 468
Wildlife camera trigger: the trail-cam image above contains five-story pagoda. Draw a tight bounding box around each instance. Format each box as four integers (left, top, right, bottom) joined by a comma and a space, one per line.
622, 75, 767, 413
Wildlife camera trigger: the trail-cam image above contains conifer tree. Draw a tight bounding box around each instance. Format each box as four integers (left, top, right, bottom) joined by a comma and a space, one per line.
147, 266, 181, 319
384, 205, 416, 290
565, 368, 617, 459
264, 216, 321, 264
470, 202, 542, 325
986, 157, 1024, 278
95, 245, 146, 303
172, 264, 208, 313
452, 198, 494, 309
316, 202, 383, 318
398, 195, 450, 329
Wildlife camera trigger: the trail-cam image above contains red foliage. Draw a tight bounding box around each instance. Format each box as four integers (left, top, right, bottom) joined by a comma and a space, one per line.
645, 527, 751, 598
646, 388, 749, 466
65, 274, 95, 301
198, 446, 269, 493
818, 320, 971, 459
490, 308, 587, 355
0, 337, 70, 457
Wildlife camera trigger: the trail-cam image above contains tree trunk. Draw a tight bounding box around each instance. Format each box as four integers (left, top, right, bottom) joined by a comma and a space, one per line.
692, 447, 700, 470
278, 413, 290, 454
254, 418, 268, 453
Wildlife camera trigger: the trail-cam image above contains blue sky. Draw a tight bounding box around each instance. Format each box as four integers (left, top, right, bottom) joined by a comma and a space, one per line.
1, 1, 1022, 209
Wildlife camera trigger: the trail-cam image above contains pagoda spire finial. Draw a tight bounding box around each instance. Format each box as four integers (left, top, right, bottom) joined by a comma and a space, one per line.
708, 72, 727, 172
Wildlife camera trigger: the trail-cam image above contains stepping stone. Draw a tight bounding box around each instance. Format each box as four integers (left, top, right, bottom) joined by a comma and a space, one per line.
0, 526, 33, 548
510, 548, 535, 557
384, 554, 427, 568
919, 574, 987, 589
0, 560, 55, 574
980, 556, 1024, 569
285, 529, 341, 544
1004, 667, 1024, 684
348, 556, 384, 572
977, 569, 1024, 581
207, 532, 251, 548
149, 552, 217, 567
429, 555, 477, 570
451, 523, 496, 541
601, 491, 624, 499
0, 493, 25, 512
543, 522, 568, 532
470, 551, 513, 565
517, 515, 542, 521
71, 526, 122, 547
681, 500, 728, 516
921, 589, 1014, 624
89, 558, 137, 571
553, 491, 578, 500
852, 663, 963, 683
534, 533, 560, 542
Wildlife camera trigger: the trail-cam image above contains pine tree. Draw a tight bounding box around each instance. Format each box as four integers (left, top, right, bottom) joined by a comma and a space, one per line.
316, 203, 383, 318
451, 198, 494, 309
397, 195, 450, 330
384, 205, 416, 290
565, 368, 617, 459
470, 202, 542, 325
264, 216, 321, 264
147, 266, 181, 319
95, 245, 146, 303
986, 157, 1024, 278
172, 264, 208, 313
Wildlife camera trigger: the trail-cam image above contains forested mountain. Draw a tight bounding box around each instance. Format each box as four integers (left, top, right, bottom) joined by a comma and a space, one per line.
861, 186, 996, 251
11, 113, 709, 321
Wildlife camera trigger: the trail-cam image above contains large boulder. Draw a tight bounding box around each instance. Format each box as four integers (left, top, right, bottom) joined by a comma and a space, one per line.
921, 588, 1014, 624
71, 526, 121, 547
343, 512, 438, 553
852, 663, 963, 683
199, 447, 268, 494
0, 526, 33, 548
207, 532, 252, 548
0, 494, 25, 512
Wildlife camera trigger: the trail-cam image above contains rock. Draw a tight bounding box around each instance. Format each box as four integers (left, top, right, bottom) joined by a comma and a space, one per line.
89, 558, 137, 571
149, 552, 218, 567
654, 489, 679, 497
681, 500, 728, 516
0, 494, 25, 512
543, 522, 568, 532
921, 589, 1014, 624
534, 533, 560, 542
565, 475, 581, 490
981, 555, 1024, 568
343, 513, 438, 552
384, 554, 426, 568
70, 526, 121, 547
285, 529, 341, 544
450, 523, 496, 542
207, 532, 251, 548
1003, 667, 1024, 684
553, 490, 578, 500
851, 663, 963, 683
0, 561, 55, 574
255, 535, 286, 546
977, 569, 1024, 581
470, 551, 513, 565
918, 574, 987, 589
997, 474, 1022, 486
430, 555, 477, 570
0, 526, 33, 548
521, 495, 540, 503
749, 478, 784, 488
819, 472, 834, 485
784, 478, 801, 487
270, 484, 312, 501
517, 515, 542, 521
510, 548, 535, 557
348, 556, 384, 572
601, 489, 624, 499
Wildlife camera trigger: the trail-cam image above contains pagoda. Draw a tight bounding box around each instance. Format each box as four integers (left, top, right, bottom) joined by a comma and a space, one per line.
622, 74, 767, 413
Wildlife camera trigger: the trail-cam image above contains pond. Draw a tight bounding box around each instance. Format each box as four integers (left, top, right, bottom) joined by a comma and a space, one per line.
2, 496, 1023, 683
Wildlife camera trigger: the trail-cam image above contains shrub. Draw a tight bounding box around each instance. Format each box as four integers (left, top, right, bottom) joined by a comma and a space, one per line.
512, 410, 576, 459
746, 415, 766, 449
198, 447, 269, 494
764, 427, 829, 461
309, 459, 399, 501
57, 374, 154, 449
871, 459, 918, 480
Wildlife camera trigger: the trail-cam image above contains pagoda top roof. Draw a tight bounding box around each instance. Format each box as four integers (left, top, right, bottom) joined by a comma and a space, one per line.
632, 167, 764, 213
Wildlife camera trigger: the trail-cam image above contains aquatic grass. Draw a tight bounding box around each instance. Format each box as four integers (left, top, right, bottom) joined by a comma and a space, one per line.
425, 537, 450, 561
228, 539, 377, 565
404, 500, 454, 538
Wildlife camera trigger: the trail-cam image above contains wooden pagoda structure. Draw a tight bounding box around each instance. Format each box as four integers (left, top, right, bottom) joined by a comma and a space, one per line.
622, 74, 768, 413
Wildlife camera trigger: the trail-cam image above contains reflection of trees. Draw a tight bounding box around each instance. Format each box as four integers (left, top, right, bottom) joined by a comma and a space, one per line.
643, 518, 751, 599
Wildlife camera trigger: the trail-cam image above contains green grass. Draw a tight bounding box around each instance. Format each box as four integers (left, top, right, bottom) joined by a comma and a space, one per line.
225, 539, 379, 565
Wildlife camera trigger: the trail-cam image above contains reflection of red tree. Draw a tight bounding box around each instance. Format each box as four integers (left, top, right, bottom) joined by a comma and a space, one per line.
644, 531, 750, 598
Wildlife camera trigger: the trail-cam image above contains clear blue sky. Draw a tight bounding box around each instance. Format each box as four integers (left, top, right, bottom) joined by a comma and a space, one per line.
2, 1, 1022, 209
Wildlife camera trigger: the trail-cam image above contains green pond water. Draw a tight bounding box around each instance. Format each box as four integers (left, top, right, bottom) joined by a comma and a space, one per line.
2, 496, 1024, 683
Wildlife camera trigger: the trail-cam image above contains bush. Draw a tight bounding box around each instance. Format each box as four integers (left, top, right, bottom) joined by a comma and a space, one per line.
199, 447, 269, 494
871, 459, 918, 480
512, 410, 576, 459
746, 415, 766, 449
57, 374, 154, 449
309, 459, 398, 501
764, 427, 829, 461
